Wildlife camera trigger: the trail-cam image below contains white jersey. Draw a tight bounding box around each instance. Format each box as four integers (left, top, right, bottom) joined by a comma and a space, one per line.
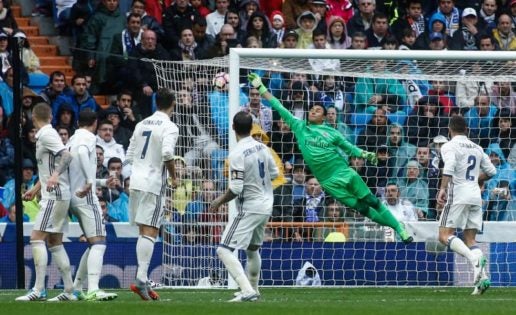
126, 111, 178, 195
385, 199, 418, 222
67, 128, 98, 205
228, 136, 279, 215
35, 124, 71, 200
441, 135, 496, 205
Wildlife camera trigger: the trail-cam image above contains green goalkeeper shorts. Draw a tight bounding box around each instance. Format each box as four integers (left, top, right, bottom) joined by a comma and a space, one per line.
320, 167, 371, 203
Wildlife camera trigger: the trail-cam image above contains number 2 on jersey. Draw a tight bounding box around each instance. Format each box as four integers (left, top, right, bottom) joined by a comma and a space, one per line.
141, 130, 152, 159
465, 155, 476, 181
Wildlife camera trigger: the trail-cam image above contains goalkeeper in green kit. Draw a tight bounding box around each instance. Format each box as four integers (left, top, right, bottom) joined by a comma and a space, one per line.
248, 73, 413, 243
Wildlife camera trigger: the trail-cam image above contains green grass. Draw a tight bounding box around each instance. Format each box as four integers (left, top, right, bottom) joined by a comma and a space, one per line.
1, 288, 516, 315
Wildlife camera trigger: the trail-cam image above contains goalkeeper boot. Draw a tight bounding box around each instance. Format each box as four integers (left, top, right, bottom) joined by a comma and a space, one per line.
472, 277, 491, 296
47, 291, 78, 302
398, 230, 413, 244
15, 288, 47, 301
85, 289, 118, 301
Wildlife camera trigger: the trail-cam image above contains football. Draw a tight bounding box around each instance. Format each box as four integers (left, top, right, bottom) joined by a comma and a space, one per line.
213, 72, 229, 89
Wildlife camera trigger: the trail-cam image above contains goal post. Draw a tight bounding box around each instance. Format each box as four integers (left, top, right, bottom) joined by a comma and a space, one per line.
151, 48, 516, 288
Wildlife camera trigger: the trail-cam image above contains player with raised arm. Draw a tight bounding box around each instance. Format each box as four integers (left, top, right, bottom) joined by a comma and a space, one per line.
437, 115, 496, 295
16, 103, 75, 302
210, 111, 279, 302
67, 110, 118, 301
126, 88, 179, 301
247, 73, 413, 243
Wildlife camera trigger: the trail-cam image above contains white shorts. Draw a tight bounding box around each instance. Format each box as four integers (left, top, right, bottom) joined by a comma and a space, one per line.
33, 199, 70, 234
220, 212, 270, 250
439, 203, 482, 230
130, 189, 164, 228
71, 201, 106, 238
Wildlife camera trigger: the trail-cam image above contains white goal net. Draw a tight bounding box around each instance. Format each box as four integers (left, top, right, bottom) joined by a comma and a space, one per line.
151, 49, 516, 288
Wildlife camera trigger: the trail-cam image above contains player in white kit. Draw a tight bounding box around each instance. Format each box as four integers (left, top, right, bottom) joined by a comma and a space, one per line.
16, 103, 75, 302
125, 89, 179, 300
67, 111, 117, 301
210, 112, 279, 302
437, 115, 497, 296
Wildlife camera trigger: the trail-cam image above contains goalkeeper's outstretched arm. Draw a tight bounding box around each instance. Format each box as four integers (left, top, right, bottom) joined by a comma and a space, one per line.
248, 73, 300, 130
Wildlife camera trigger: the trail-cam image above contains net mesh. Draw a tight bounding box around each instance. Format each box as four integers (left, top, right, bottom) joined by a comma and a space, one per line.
151, 51, 516, 288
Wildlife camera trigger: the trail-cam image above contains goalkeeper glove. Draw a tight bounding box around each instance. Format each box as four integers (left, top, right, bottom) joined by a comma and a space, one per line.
361, 151, 378, 166
248, 73, 267, 95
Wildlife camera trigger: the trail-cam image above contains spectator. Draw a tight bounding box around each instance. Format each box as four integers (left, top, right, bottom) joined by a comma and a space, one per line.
107, 176, 130, 222
414, 12, 448, 50
80, 0, 126, 94
356, 108, 389, 152
69, 0, 96, 74
51, 74, 99, 126
483, 143, 515, 221
109, 13, 143, 91
126, 29, 170, 118
428, 31, 447, 50
398, 28, 417, 50
281, 28, 299, 48
428, 79, 455, 116
129, 0, 165, 41
492, 13, 516, 51
0, 1, 17, 35
293, 176, 326, 241
491, 81, 516, 115
384, 182, 420, 222
309, 0, 329, 33
432, 0, 460, 37
350, 31, 367, 49
39, 71, 70, 105
489, 108, 515, 160
0, 106, 14, 185
397, 160, 429, 216
22, 121, 37, 170
104, 156, 124, 202
455, 62, 493, 110
197, 200, 228, 244
326, 105, 353, 144
0, 205, 30, 223
295, 11, 318, 49
308, 29, 340, 72
56, 125, 71, 145
270, 117, 299, 164
290, 160, 307, 203
184, 179, 218, 224
282, 0, 311, 30
162, 0, 200, 50
449, 8, 486, 50
191, 0, 210, 18
316, 75, 346, 115
192, 16, 215, 56
15, 31, 45, 76
206, 0, 229, 37
245, 11, 278, 48
170, 27, 205, 61
224, 9, 247, 46
0, 158, 38, 211
99, 196, 118, 222
365, 144, 393, 198
347, 0, 376, 37
428, 135, 448, 220
478, 0, 497, 34
171, 156, 197, 215
391, 0, 426, 41
96, 144, 109, 179
238, 0, 260, 31
415, 144, 440, 219
365, 12, 390, 49
206, 24, 240, 58
326, 0, 354, 24
314, 198, 348, 241
105, 107, 132, 151
96, 119, 125, 167
406, 96, 449, 147
387, 123, 416, 178
270, 10, 286, 47
464, 94, 497, 147
327, 16, 351, 49
241, 88, 273, 133
107, 90, 140, 130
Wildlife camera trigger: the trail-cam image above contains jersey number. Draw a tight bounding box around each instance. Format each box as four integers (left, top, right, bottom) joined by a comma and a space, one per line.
465, 155, 476, 181
141, 131, 152, 159
258, 160, 265, 186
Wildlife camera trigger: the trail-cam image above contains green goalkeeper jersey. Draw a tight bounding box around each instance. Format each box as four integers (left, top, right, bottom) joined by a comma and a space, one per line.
269, 97, 363, 183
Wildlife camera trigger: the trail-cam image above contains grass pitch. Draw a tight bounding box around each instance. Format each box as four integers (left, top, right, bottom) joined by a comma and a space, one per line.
1, 288, 515, 315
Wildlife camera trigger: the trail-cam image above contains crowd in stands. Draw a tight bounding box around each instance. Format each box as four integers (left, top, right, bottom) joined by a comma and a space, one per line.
1, 0, 516, 242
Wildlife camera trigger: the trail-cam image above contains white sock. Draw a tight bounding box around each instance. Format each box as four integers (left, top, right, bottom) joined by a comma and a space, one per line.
49, 245, 74, 293
448, 236, 476, 263
470, 246, 484, 260
136, 235, 155, 283
217, 247, 254, 294
31, 240, 48, 292
87, 244, 106, 293
245, 250, 261, 292
73, 248, 90, 291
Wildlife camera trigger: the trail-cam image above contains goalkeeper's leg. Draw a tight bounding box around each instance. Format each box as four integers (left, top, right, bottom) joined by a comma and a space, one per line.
346, 194, 413, 243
